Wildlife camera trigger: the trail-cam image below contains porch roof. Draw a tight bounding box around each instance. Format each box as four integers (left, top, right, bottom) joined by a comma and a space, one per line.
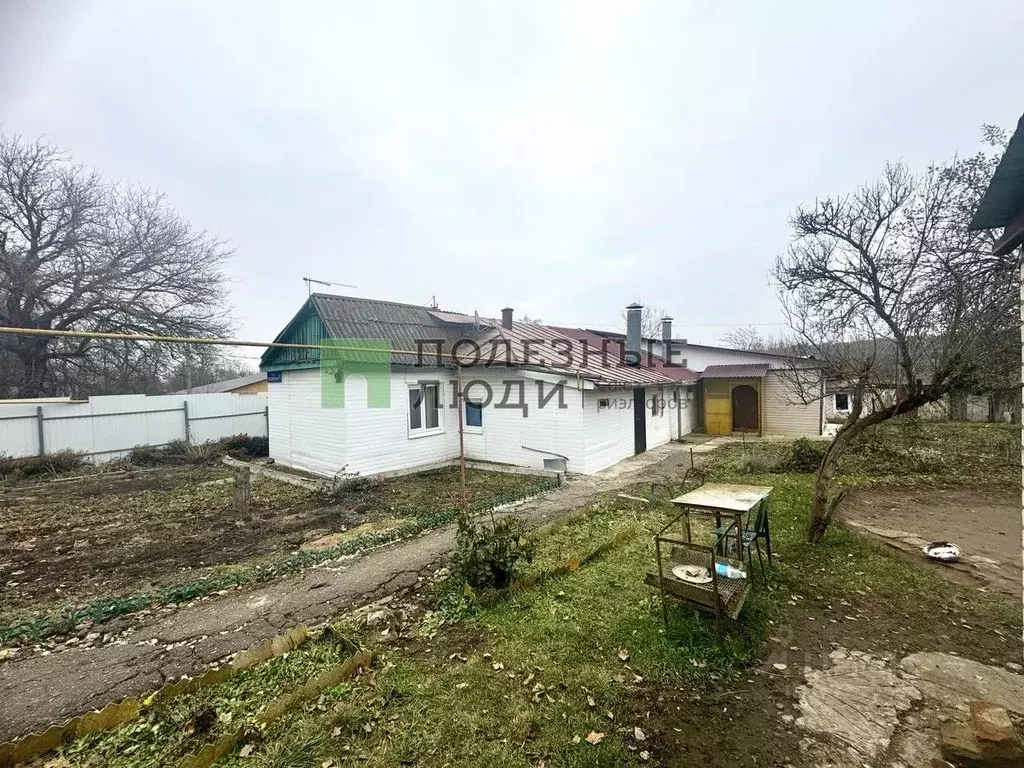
699, 364, 770, 380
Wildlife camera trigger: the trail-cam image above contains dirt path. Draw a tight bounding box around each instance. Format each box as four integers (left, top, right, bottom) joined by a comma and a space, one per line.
0, 442, 703, 741
841, 486, 1021, 596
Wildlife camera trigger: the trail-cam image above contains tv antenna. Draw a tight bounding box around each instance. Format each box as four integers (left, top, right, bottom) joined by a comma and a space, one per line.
304, 277, 357, 296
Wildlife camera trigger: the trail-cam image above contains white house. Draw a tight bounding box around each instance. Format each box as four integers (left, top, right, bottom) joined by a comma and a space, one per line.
260, 296, 695, 478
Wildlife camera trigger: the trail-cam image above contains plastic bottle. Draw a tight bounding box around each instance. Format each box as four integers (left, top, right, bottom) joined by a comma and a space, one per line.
715, 561, 747, 580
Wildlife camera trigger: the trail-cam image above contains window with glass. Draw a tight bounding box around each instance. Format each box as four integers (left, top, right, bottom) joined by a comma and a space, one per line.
465, 400, 483, 428
409, 382, 441, 433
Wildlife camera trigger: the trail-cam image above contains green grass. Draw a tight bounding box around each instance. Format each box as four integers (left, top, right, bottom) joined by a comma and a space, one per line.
46, 629, 360, 767
29, 421, 1022, 767
706, 418, 1019, 489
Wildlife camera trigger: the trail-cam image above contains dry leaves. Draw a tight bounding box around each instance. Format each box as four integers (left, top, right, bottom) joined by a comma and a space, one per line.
585, 731, 605, 745
633, 726, 647, 742
617, 648, 630, 662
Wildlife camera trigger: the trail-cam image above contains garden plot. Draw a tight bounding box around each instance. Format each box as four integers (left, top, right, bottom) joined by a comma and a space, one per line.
0, 465, 544, 627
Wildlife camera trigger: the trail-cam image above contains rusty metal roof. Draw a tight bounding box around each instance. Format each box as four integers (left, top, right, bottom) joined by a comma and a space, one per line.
545, 326, 698, 383
475, 322, 679, 388
700, 364, 770, 379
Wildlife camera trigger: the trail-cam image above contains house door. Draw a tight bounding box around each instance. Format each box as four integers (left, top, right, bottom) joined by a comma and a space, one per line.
633, 387, 647, 454
732, 385, 759, 432
704, 381, 731, 435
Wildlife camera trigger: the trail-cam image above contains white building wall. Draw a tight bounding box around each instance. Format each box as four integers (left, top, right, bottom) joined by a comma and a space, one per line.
652, 341, 792, 372
671, 385, 698, 439
459, 369, 587, 473
762, 371, 824, 437
269, 367, 589, 477
645, 385, 672, 450
268, 367, 458, 478
581, 389, 636, 474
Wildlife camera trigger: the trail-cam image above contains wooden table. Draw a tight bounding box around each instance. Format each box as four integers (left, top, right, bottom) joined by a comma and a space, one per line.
669, 483, 773, 561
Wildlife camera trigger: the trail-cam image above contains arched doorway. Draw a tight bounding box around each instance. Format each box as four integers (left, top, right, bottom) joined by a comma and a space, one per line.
731, 385, 759, 433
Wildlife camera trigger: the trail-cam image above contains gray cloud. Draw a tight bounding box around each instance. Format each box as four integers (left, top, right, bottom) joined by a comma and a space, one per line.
2, 0, 1023, 355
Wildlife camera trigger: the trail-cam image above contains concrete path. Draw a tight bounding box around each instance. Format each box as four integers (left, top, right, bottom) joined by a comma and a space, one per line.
0, 442, 704, 741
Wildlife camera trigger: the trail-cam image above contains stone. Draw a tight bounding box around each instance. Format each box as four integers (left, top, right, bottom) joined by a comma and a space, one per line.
899, 652, 1024, 717
1004, 662, 1022, 674
939, 705, 1024, 768
970, 701, 1016, 744
796, 650, 921, 759
940, 722, 984, 766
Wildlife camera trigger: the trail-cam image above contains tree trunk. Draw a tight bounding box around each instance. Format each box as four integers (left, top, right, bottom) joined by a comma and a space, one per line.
12, 344, 50, 399
805, 428, 854, 543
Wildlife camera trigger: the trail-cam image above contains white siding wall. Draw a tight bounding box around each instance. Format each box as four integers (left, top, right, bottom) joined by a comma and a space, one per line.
762, 371, 823, 437
268, 368, 459, 477
671, 385, 698, 439
645, 385, 672, 450
579, 385, 674, 474
460, 369, 586, 472
581, 389, 636, 474
652, 341, 792, 372
269, 367, 588, 477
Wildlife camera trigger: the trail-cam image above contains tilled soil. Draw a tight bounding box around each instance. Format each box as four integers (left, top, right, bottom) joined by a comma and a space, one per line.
0, 465, 540, 621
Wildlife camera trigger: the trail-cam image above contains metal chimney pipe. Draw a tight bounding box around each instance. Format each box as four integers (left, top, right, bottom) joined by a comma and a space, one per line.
661, 316, 673, 344
501, 307, 514, 330
625, 303, 643, 366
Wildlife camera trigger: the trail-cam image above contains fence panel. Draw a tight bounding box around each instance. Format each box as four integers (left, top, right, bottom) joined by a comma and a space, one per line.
0, 393, 268, 461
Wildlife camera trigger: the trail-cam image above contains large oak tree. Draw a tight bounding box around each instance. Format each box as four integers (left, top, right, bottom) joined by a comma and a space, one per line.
0, 133, 235, 397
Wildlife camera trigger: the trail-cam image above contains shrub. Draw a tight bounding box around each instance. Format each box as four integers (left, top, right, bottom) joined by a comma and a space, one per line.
451, 514, 535, 590
729, 451, 779, 475
221, 434, 269, 458
0, 450, 87, 481
128, 444, 177, 466
788, 438, 828, 473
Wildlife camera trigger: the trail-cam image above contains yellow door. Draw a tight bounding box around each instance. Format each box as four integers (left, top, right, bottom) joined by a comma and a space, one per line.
704, 381, 731, 435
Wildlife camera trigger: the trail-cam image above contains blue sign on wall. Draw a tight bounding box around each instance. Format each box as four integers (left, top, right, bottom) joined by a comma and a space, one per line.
266, 371, 283, 383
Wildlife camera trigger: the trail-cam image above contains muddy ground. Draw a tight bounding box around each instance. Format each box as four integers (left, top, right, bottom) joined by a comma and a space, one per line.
0, 465, 538, 621
841, 486, 1021, 596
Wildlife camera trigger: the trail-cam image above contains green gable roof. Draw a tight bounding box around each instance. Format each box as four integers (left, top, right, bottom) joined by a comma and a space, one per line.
260, 294, 475, 372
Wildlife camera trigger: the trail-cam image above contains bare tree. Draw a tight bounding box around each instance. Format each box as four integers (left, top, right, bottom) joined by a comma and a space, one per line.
0, 133, 235, 398
774, 132, 1016, 543
719, 325, 800, 353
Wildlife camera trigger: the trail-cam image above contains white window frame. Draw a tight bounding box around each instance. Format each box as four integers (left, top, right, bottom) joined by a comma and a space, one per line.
463, 398, 484, 434
408, 381, 444, 438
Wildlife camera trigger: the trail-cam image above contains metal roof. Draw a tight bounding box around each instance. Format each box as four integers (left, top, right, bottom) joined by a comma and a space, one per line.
476, 323, 679, 388
700, 364, 770, 380
263, 295, 680, 387
545, 326, 698, 383
170, 373, 265, 395
311, 294, 468, 367
970, 113, 1024, 230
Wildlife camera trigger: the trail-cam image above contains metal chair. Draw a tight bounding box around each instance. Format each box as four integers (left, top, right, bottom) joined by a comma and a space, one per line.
715, 498, 772, 577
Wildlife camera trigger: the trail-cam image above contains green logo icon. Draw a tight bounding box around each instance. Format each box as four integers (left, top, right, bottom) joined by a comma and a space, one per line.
320, 338, 392, 408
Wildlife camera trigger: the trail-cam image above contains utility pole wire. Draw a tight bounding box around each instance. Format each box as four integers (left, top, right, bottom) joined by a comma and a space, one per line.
0, 325, 464, 361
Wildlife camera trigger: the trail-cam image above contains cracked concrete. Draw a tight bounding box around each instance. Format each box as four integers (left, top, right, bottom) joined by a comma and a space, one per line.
0, 441, 703, 741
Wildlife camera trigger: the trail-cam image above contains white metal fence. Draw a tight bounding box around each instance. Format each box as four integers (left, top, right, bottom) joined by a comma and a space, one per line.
0, 393, 268, 461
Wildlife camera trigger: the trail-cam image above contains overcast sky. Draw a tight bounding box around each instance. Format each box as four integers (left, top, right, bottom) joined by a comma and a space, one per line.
3, 1, 1023, 363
